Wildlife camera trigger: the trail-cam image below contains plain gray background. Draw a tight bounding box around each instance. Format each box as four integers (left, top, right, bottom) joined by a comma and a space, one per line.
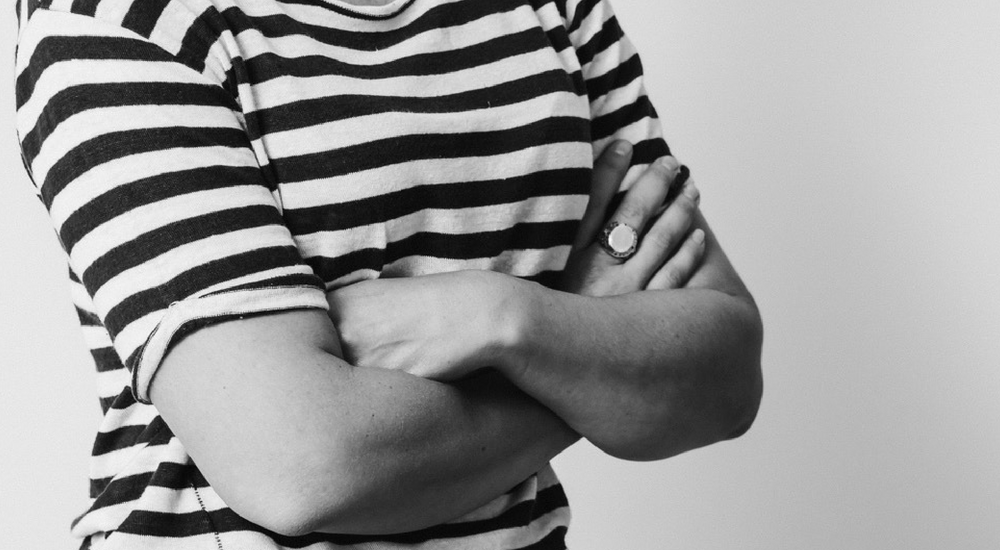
2, 0, 999, 548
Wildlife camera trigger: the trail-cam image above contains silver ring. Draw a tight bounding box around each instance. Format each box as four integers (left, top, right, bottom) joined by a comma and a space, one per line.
599, 221, 639, 260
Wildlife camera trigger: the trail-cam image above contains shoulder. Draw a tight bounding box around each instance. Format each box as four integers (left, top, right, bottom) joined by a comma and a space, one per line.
18, 0, 232, 82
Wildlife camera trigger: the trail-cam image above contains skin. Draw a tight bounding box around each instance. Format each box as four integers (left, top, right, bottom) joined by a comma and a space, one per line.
151, 142, 758, 536
330, 144, 762, 460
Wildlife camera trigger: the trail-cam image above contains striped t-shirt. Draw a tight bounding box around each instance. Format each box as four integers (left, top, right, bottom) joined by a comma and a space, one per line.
14, 0, 671, 547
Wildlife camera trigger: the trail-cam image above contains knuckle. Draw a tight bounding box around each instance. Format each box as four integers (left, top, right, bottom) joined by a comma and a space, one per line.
650, 156, 680, 180
681, 182, 700, 206
617, 201, 646, 222
678, 191, 699, 212
646, 229, 674, 251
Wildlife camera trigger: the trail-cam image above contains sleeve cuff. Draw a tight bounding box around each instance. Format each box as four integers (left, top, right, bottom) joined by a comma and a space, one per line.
131, 285, 330, 404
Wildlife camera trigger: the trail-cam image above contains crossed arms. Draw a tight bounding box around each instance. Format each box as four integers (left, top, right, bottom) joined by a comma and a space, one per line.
151, 144, 763, 536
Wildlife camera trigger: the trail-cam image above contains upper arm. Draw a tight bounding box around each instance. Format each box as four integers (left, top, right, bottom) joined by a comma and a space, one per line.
16, 10, 330, 404
151, 308, 358, 534
15, 11, 353, 532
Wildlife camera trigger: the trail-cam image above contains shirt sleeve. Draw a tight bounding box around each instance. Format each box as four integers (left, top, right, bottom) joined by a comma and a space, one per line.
15, 10, 330, 404
561, 0, 675, 185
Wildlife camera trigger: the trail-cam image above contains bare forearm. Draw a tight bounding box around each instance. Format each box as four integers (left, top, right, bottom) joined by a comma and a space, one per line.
504, 282, 762, 461
152, 311, 577, 537
311, 368, 577, 535
313, 368, 576, 535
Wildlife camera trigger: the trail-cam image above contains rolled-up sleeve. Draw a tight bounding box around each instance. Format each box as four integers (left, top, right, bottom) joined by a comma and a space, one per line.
15, 10, 329, 403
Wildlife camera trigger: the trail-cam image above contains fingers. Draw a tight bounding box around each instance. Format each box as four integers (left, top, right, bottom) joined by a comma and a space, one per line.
573, 140, 633, 250
646, 228, 706, 290
628, 178, 701, 279
606, 155, 683, 239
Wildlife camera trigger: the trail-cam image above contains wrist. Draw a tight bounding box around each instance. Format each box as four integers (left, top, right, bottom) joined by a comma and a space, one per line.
488, 274, 543, 380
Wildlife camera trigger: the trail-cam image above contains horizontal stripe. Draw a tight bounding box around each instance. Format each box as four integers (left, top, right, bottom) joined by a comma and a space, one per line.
81, 204, 285, 293
276, 142, 590, 209
60, 166, 266, 251
294, 196, 586, 264
220, 0, 521, 52
89, 347, 122, 372
95, 369, 131, 402
178, 265, 322, 303
173, 5, 223, 73
22, 82, 238, 163
80, 325, 112, 347
574, 14, 621, 67
515, 525, 567, 550
284, 167, 589, 234
585, 52, 642, 104
121, 0, 170, 38
91, 416, 170, 456
378, 246, 572, 281
87, 417, 178, 482
271, 117, 589, 183
48, 145, 262, 229
236, 4, 532, 68
90, 461, 208, 509
306, 220, 577, 281
105, 388, 137, 411
75, 305, 102, 326
90, 471, 152, 509
566, 0, 600, 36
243, 46, 573, 113
16, 35, 178, 109
247, 28, 547, 86
88, 224, 299, 311
41, 126, 250, 208
591, 95, 657, 142
31, 105, 244, 195
385, 220, 579, 259
18, 58, 228, 140
254, 69, 580, 136
102, 245, 311, 336
111, 482, 567, 544
261, 94, 585, 169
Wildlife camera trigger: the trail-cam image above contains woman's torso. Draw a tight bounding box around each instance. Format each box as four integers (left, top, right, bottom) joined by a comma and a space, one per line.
41, 0, 596, 547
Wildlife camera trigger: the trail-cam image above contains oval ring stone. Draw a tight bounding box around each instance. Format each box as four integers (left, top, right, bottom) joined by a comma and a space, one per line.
599, 221, 638, 259
608, 223, 636, 253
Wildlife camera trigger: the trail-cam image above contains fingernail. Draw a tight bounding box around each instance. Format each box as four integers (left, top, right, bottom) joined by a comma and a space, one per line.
691, 229, 705, 244
613, 141, 633, 156
683, 181, 700, 201
658, 156, 681, 172
676, 165, 691, 186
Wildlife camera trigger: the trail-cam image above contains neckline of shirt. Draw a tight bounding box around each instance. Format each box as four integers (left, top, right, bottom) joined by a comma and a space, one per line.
323, 0, 418, 20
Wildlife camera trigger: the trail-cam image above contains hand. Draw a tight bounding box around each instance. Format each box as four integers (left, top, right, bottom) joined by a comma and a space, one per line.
328, 142, 704, 381
327, 270, 516, 381
560, 141, 705, 297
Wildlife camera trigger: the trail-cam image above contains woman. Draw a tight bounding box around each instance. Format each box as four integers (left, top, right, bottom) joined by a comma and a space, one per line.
14, 0, 762, 547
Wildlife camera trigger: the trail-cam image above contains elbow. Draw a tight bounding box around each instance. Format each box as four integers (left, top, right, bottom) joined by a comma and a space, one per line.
208, 436, 370, 537
717, 295, 764, 442
217, 457, 350, 537
720, 358, 762, 441
236, 499, 320, 538
603, 295, 764, 461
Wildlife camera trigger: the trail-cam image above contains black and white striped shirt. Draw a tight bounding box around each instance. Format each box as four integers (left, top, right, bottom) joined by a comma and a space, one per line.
15, 0, 671, 546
